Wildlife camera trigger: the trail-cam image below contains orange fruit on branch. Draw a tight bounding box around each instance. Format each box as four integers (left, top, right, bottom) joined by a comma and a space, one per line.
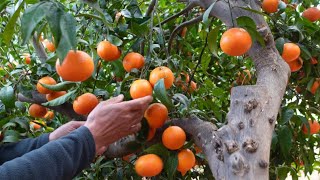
36, 76, 57, 94
162, 126, 186, 150
302, 7, 320, 22
30, 121, 41, 130
311, 57, 318, 65
149, 66, 175, 89
29, 104, 47, 118
220, 28, 252, 56
181, 81, 197, 93
282, 43, 300, 62
44, 111, 54, 120
310, 79, 320, 95
302, 120, 320, 135
23, 53, 31, 64
43, 39, 56, 52
287, 57, 303, 72
130, 79, 153, 99
144, 103, 168, 128
97, 40, 121, 61
177, 149, 196, 176
135, 154, 163, 177
56, 50, 94, 82
262, 0, 279, 13
147, 127, 156, 141
46, 91, 67, 101
73, 93, 99, 115
122, 52, 145, 72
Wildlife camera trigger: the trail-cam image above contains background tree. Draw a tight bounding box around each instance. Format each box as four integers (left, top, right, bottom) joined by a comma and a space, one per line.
0, 0, 319, 179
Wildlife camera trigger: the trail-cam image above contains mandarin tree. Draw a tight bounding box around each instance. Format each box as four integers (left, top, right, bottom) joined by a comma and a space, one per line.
0, 0, 319, 179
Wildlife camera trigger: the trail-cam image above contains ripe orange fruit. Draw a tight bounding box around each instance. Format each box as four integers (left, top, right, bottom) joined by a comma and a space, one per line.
130, 79, 153, 99
29, 104, 48, 118
135, 154, 163, 177
73, 93, 99, 115
30, 121, 41, 130
181, 81, 197, 93
310, 79, 320, 95
162, 126, 186, 150
220, 28, 252, 56
144, 103, 168, 128
43, 39, 56, 52
311, 57, 318, 65
262, 0, 279, 13
175, 72, 190, 86
122, 52, 145, 72
44, 111, 54, 120
177, 149, 196, 176
23, 53, 31, 64
56, 50, 94, 82
36, 76, 57, 94
46, 91, 67, 101
97, 40, 121, 61
282, 43, 300, 62
302, 7, 320, 22
287, 57, 303, 72
147, 127, 156, 141
149, 66, 175, 89
302, 120, 320, 135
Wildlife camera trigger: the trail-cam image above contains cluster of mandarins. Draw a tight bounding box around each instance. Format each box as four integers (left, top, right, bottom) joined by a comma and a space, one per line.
264, 0, 320, 95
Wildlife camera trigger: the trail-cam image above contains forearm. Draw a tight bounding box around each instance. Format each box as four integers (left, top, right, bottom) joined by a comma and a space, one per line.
0, 133, 49, 165
0, 126, 95, 180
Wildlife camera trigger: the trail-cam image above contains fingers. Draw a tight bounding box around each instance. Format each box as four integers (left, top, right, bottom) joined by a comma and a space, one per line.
105, 94, 124, 105
96, 146, 107, 155
69, 121, 85, 128
117, 96, 153, 111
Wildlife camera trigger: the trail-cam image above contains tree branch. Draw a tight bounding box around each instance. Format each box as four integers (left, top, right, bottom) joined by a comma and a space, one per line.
159, 2, 198, 26
32, 34, 48, 63
168, 15, 203, 53
18, 91, 86, 121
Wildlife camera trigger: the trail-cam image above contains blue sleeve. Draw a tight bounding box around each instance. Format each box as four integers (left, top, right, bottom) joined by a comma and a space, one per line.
0, 126, 96, 180
0, 133, 49, 165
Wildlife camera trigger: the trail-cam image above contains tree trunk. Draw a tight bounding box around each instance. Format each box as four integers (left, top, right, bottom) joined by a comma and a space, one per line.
190, 0, 291, 179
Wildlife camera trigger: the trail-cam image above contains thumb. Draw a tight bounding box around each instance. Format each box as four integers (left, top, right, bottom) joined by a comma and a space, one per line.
105, 94, 124, 105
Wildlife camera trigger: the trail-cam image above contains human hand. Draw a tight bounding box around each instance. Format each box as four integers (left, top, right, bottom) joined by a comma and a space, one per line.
84, 94, 153, 155
49, 121, 85, 141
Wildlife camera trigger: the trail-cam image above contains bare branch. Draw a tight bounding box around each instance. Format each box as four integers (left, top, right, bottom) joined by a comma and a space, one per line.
32, 34, 47, 63
159, 2, 198, 26
168, 15, 203, 53
145, 0, 158, 17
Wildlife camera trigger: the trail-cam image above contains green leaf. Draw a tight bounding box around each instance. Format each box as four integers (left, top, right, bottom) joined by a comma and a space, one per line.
236, 16, 265, 47
21, 2, 51, 45
275, 38, 285, 54
2, 0, 25, 45
107, 35, 123, 46
45, 4, 63, 47
0, 86, 15, 109
0, 0, 10, 13
236, 16, 256, 29
165, 152, 178, 179
202, 1, 216, 28
153, 79, 174, 109
42, 89, 76, 106
56, 12, 77, 61
278, 126, 292, 158
3, 130, 20, 143
144, 143, 170, 158
40, 81, 77, 91
207, 26, 220, 57
279, 108, 294, 125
